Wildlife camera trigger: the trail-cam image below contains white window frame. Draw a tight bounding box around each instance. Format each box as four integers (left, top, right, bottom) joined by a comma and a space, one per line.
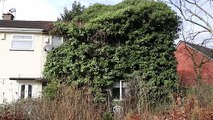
20, 84, 33, 99
10, 34, 34, 51
112, 80, 127, 101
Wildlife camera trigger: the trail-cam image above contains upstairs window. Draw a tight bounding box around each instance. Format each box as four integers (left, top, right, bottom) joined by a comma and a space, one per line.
11, 35, 33, 51
52, 36, 63, 47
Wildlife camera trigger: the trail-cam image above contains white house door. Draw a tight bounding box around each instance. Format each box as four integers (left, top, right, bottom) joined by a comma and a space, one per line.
20, 84, 32, 99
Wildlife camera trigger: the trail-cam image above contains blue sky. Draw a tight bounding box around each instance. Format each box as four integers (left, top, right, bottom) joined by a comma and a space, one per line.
0, 0, 122, 21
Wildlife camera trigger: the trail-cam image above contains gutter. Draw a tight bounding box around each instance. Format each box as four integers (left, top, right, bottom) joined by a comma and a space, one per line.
0, 27, 45, 34
9, 77, 47, 82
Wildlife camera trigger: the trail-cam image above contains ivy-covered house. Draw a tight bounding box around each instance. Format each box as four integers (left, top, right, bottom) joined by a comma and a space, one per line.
43, 0, 180, 104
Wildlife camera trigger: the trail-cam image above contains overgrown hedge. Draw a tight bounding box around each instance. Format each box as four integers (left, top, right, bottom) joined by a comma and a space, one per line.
44, 0, 180, 104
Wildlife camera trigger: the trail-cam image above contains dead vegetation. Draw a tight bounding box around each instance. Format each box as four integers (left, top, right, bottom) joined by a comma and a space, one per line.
1, 86, 213, 120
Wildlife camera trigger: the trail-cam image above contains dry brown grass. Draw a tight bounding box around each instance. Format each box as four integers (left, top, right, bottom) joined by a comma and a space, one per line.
0, 86, 106, 120
2, 86, 213, 120
30, 86, 106, 120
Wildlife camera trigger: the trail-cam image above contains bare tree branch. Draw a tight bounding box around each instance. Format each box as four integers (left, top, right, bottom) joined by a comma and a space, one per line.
168, 0, 213, 34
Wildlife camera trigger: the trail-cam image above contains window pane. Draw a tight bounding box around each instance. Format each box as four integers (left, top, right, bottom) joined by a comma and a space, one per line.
11, 41, 33, 50
21, 85, 25, 99
28, 85, 32, 98
42, 82, 47, 90
112, 88, 120, 99
122, 88, 126, 99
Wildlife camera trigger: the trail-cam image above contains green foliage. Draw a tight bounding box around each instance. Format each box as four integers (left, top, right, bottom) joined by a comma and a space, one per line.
102, 112, 114, 120
44, 0, 180, 105
43, 80, 60, 100
58, 1, 85, 21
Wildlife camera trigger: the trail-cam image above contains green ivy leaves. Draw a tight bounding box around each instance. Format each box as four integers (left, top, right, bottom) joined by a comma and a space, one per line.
44, 0, 180, 104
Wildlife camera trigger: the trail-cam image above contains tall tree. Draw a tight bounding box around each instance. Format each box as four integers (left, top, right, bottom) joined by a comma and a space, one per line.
58, 1, 85, 21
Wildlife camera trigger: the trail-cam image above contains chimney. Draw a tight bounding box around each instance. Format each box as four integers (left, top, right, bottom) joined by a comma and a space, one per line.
2, 13, 14, 20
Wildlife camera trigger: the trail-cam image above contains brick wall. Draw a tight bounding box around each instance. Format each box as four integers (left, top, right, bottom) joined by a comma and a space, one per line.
175, 42, 213, 86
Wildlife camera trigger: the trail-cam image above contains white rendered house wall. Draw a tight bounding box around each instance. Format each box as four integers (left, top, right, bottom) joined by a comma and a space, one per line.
0, 32, 51, 104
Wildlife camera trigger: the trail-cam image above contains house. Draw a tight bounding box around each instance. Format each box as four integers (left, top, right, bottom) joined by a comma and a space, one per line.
175, 41, 213, 86
0, 13, 62, 104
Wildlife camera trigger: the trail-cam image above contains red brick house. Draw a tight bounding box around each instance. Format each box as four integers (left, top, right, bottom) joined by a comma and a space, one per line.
175, 41, 213, 86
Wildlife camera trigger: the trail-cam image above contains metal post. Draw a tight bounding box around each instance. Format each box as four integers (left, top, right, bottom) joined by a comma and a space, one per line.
120, 80, 122, 100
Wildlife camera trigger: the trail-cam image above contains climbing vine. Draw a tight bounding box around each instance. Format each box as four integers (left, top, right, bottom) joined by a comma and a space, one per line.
44, 0, 180, 104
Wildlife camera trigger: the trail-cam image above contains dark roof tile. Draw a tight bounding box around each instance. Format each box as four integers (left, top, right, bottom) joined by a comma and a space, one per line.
0, 20, 54, 32
183, 41, 213, 59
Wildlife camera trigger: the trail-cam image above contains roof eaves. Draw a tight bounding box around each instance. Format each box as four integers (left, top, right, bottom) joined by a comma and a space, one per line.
0, 27, 44, 33
183, 41, 213, 60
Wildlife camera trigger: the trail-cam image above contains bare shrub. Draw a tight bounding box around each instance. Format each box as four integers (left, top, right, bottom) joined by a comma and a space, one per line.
0, 86, 107, 120
0, 104, 25, 120
30, 85, 106, 120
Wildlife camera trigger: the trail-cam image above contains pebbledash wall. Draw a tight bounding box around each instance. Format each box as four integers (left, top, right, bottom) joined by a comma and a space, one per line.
0, 31, 52, 104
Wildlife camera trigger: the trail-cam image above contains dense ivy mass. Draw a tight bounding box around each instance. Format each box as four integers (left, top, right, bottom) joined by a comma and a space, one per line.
44, 0, 180, 103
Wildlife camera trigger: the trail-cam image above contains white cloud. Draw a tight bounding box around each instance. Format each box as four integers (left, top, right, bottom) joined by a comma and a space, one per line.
0, 0, 122, 21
